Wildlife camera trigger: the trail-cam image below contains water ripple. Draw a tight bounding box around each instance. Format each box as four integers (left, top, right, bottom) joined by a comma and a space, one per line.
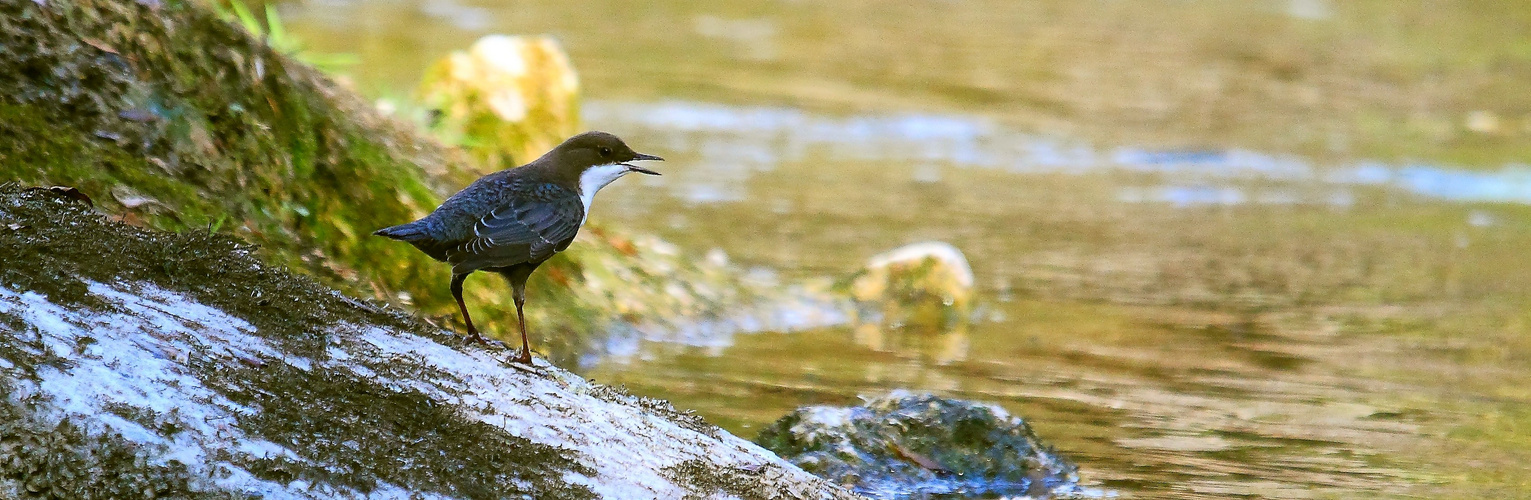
585, 99, 1531, 205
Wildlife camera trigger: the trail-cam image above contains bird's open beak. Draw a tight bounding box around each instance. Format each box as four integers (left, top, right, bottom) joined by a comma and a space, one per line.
624, 153, 664, 175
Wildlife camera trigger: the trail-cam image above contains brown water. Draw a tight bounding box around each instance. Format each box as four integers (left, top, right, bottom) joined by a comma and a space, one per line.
281, 1, 1531, 497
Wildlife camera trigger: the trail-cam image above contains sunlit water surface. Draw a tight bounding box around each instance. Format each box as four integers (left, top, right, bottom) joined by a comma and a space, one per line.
282, 2, 1531, 498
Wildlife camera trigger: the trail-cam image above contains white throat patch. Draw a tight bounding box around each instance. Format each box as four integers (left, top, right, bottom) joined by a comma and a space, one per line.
578, 163, 631, 225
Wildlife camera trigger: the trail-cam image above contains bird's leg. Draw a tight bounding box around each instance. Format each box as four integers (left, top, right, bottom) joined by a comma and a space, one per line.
450, 273, 486, 344
511, 281, 533, 364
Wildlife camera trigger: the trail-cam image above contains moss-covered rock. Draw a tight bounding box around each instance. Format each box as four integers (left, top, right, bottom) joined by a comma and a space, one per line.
0, 184, 857, 499
845, 242, 975, 332
0, 0, 469, 320
0, 388, 237, 500
755, 391, 1082, 499
419, 34, 582, 171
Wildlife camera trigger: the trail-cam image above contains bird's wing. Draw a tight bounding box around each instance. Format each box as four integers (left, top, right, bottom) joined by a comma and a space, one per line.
446, 183, 584, 270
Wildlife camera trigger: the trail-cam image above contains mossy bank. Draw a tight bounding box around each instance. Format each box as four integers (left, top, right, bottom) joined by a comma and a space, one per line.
0, 0, 798, 364
0, 0, 462, 307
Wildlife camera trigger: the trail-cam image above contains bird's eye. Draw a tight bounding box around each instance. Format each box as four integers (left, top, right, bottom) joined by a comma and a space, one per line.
599, 147, 612, 156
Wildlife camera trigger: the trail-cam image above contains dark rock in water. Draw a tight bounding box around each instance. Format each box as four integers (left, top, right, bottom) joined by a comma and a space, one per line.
756, 391, 1085, 499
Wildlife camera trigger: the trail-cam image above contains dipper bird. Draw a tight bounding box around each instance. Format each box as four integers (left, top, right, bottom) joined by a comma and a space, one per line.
374, 131, 662, 363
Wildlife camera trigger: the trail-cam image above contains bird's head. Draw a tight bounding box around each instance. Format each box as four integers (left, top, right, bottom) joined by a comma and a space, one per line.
546, 131, 664, 187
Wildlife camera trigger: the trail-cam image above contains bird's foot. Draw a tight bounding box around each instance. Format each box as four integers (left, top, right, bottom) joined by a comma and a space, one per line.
510, 349, 534, 365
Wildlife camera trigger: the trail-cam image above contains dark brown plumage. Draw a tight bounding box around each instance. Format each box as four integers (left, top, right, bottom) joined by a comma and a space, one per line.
375, 131, 662, 363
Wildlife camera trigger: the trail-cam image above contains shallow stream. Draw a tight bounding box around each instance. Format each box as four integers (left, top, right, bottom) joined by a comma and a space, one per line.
283, 1, 1531, 497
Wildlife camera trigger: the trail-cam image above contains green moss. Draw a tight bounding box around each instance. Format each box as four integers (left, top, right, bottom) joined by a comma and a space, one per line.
0, 0, 471, 341
417, 35, 581, 171
754, 393, 1078, 497
214, 363, 595, 498
98, 402, 188, 439
0, 382, 243, 500
665, 460, 798, 500
751, 411, 812, 458
587, 384, 721, 440
0, 185, 427, 358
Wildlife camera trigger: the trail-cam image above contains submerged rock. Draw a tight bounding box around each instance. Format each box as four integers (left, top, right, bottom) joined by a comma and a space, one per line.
755, 392, 1083, 499
846, 242, 975, 331
0, 185, 857, 499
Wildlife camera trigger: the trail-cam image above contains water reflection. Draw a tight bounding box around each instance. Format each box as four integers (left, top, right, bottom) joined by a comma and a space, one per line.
586, 99, 1531, 206
586, 302, 1428, 499
591, 281, 850, 367
852, 322, 970, 366
1116, 185, 1357, 207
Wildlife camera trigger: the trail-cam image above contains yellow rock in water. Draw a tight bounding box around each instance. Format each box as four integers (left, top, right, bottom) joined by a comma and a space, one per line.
849, 241, 975, 330
419, 35, 581, 173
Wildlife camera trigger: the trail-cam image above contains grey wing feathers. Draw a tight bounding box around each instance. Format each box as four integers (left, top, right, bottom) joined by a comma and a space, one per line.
445, 183, 583, 272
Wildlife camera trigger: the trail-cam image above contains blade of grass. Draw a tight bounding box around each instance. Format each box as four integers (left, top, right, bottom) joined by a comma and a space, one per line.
228, 0, 263, 38
265, 4, 287, 48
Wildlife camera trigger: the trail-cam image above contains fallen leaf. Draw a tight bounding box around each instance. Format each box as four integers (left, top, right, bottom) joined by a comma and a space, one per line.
609, 235, 637, 256
31, 186, 94, 207
889, 442, 952, 474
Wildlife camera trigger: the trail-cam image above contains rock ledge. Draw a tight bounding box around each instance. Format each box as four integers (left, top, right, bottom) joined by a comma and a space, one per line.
0, 186, 856, 499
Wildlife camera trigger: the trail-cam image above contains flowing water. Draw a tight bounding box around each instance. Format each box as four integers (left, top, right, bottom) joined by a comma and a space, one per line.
281, 1, 1531, 497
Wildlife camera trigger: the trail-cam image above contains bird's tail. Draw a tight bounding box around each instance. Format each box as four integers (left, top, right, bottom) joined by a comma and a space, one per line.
375, 221, 453, 262
373, 221, 430, 242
